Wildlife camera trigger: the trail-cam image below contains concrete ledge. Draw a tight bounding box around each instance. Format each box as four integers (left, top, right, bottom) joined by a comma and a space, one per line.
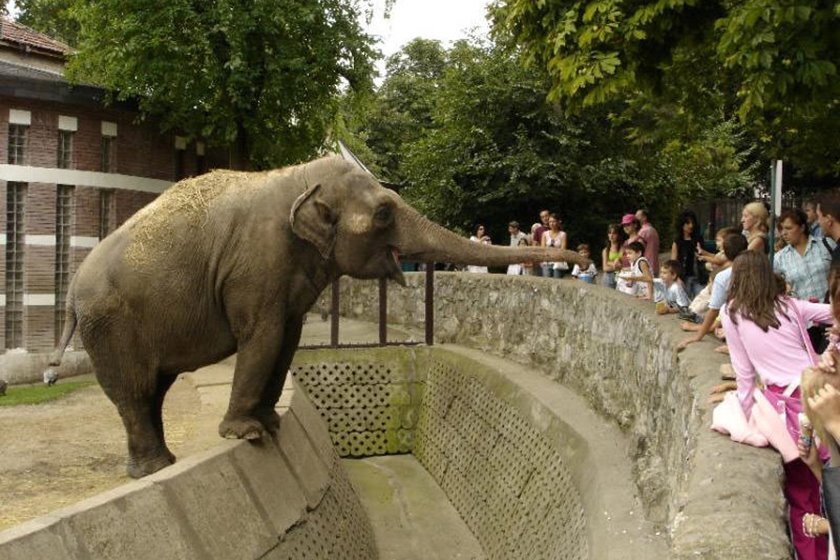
0, 382, 378, 560
329, 273, 791, 559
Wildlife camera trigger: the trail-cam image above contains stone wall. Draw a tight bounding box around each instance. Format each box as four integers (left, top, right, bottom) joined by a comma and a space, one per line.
330, 272, 791, 559
0, 384, 377, 560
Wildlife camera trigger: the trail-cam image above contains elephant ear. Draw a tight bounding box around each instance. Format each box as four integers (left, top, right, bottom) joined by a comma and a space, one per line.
290, 183, 337, 259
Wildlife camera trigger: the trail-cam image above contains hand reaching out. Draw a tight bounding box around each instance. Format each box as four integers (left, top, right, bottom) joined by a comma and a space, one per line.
808, 383, 840, 443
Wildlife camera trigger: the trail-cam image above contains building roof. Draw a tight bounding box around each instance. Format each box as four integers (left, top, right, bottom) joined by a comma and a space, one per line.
0, 58, 64, 83
0, 18, 71, 58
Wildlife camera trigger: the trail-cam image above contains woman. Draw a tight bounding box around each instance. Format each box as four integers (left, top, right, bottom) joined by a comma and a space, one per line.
670, 210, 707, 298
466, 225, 491, 273
742, 201, 770, 253
723, 251, 833, 560
540, 214, 568, 278
620, 214, 643, 269
775, 208, 833, 353
601, 224, 625, 289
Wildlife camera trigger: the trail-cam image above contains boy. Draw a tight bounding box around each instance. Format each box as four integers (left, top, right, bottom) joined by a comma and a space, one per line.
655, 260, 691, 315
571, 243, 597, 281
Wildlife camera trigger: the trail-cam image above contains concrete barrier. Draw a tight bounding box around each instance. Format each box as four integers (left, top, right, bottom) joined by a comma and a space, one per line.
327, 272, 791, 559
0, 383, 377, 560
294, 344, 669, 558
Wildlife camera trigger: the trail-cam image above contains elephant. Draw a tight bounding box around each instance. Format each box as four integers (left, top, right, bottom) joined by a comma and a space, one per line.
49, 155, 589, 478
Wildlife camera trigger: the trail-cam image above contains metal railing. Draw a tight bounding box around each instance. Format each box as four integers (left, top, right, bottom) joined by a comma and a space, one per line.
300, 264, 435, 349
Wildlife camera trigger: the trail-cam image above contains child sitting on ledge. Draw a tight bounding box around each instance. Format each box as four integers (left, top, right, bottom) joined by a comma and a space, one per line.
655, 259, 691, 315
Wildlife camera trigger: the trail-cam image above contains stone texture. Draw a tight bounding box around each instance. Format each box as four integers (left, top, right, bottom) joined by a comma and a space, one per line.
329, 273, 790, 559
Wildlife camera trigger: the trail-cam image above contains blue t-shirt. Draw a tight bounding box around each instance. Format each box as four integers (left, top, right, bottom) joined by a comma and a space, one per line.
709, 267, 733, 310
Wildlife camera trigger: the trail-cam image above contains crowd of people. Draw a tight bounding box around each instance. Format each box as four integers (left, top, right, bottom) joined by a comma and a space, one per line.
466, 196, 840, 559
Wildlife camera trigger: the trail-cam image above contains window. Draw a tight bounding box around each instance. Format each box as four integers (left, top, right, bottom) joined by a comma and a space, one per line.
57, 130, 74, 169
101, 136, 116, 172
8, 124, 27, 164
99, 189, 114, 239
5, 182, 26, 348
55, 185, 74, 344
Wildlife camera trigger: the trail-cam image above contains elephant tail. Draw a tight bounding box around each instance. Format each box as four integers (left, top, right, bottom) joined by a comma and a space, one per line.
49, 298, 77, 367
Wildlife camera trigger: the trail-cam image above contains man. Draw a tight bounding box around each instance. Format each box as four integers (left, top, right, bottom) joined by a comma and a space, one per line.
817, 193, 840, 266
635, 209, 660, 275
677, 233, 749, 350
803, 200, 823, 239
532, 210, 551, 276
506, 221, 528, 275
508, 221, 527, 247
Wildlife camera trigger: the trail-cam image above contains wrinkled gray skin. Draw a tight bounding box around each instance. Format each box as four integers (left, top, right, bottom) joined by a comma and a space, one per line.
50, 156, 588, 478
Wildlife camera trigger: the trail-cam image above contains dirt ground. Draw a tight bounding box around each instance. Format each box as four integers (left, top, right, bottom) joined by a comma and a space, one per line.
0, 374, 221, 531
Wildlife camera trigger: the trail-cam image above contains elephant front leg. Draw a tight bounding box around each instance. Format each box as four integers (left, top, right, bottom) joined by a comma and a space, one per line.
254, 317, 304, 434
219, 328, 282, 440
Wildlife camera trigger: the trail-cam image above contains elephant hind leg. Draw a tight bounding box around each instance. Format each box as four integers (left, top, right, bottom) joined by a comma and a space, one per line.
98, 367, 176, 479
152, 374, 179, 464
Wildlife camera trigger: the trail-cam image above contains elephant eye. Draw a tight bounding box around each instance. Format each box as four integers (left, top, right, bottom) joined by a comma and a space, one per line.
374, 205, 393, 226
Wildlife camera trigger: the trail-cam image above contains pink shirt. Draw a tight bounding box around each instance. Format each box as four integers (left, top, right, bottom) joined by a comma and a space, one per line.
638, 223, 660, 274
721, 297, 832, 418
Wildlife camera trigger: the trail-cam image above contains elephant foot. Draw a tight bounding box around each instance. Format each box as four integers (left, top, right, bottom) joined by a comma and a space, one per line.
218, 415, 266, 440
126, 451, 175, 479
255, 409, 281, 434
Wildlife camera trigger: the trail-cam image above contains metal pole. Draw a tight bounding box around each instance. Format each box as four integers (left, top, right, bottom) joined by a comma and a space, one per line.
425, 264, 434, 346
330, 279, 339, 348
769, 160, 783, 265
378, 277, 387, 345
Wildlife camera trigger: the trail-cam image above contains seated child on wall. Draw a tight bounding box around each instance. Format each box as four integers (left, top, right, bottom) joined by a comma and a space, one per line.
655, 259, 691, 315
571, 243, 598, 281
620, 241, 654, 300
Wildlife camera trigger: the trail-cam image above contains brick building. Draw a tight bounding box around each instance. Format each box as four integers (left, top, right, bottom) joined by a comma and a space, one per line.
0, 19, 223, 356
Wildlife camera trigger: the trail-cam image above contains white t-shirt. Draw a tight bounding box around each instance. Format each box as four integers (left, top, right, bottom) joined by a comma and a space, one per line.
571, 263, 597, 277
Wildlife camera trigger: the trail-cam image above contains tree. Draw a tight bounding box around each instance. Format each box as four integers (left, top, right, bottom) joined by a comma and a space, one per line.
343, 38, 448, 184
16, 0, 80, 46
396, 39, 647, 245
54, 0, 380, 169
491, 0, 840, 176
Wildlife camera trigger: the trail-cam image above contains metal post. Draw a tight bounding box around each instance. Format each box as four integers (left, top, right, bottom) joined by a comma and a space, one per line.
769, 160, 783, 265
425, 264, 434, 346
330, 279, 339, 348
378, 277, 387, 345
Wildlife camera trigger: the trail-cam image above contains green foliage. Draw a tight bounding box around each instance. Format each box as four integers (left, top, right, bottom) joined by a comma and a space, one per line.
344, 34, 763, 248
45, 0, 380, 169
0, 379, 95, 406
491, 0, 840, 176
16, 0, 79, 45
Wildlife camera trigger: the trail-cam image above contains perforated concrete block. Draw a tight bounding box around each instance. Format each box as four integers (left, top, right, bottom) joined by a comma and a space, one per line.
148, 445, 276, 560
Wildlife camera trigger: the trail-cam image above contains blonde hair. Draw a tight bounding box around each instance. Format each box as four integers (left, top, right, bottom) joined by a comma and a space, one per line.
744, 202, 769, 232
801, 366, 840, 444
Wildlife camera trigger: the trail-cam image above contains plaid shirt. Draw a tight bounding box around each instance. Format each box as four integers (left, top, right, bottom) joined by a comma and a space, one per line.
773, 237, 832, 302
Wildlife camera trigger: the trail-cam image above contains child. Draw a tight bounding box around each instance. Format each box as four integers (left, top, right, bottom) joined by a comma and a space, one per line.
571, 243, 597, 282
655, 260, 691, 315
621, 241, 654, 299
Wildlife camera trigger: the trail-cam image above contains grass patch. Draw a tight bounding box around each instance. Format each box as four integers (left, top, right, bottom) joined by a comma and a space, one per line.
0, 380, 96, 406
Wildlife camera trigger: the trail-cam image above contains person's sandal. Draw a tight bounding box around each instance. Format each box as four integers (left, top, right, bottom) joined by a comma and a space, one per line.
802, 513, 829, 537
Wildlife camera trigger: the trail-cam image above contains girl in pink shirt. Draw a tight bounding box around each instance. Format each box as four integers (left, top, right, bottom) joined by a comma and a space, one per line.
722, 251, 832, 560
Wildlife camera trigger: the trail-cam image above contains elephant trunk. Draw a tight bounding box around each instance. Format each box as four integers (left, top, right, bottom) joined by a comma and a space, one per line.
391, 201, 590, 268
